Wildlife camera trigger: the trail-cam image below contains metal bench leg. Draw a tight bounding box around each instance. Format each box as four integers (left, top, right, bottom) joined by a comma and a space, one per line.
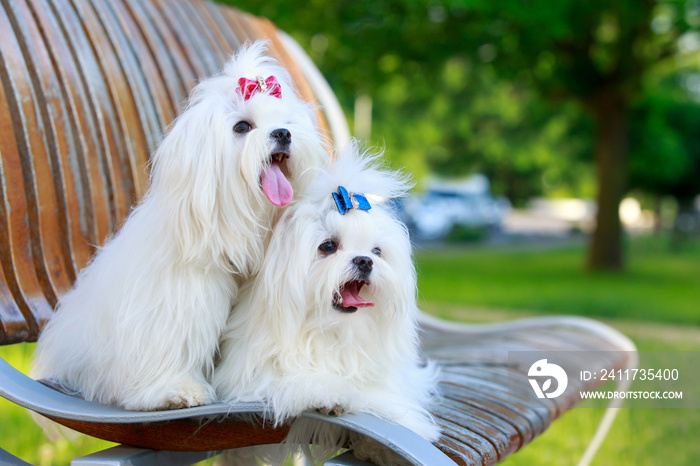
0, 447, 32, 466
324, 451, 374, 465
578, 351, 639, 466
70, 446, 219, 466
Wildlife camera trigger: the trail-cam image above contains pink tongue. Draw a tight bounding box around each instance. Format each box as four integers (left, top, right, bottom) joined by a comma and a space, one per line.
261, 161, 293, 206
340, 282, 374, 308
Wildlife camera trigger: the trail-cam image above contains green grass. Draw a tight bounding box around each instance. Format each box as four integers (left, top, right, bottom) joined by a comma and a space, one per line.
494, 328, 700, 466
416, 235, 700, 325
499, 404, 700, 466
416, 235, 700, 466
1, 234, 698, 464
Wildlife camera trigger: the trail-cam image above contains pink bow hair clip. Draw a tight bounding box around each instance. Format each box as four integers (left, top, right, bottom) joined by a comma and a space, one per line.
237, 75, 282, 101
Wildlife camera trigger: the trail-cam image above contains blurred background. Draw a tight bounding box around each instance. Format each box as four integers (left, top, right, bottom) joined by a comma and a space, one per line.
232, 0, 700, 268
2, 0, 699, 464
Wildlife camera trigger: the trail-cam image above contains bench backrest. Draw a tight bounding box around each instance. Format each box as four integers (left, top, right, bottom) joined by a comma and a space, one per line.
0, 0, 339, 345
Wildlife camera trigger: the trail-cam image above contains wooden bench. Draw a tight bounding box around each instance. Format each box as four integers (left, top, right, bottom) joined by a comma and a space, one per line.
0, 0, 636, 464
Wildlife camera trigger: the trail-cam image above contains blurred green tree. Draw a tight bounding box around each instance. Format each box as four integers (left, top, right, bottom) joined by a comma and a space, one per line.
232, 0, 699, 270
629, 73, 700, 236
368, 58, 595, 204
231, 1, 595, 204
458, 0, 698, 270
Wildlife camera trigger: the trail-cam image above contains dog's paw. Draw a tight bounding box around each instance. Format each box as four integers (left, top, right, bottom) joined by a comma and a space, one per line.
317, 404, 346, 417
156, 380, 213, 410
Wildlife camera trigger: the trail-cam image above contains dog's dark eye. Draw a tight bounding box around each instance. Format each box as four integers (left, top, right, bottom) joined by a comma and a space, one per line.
233, 121, 253, 134
318, 240, 338, 255
371, 247, 382, 257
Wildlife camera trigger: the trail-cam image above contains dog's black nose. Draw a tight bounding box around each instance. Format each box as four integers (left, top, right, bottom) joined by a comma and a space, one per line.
353, 256, 373, 274
271, 128, 291, 145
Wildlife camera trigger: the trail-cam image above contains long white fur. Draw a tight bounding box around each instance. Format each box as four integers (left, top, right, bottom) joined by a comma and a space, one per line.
213, 144, 441, 464
31, 41, 326, 411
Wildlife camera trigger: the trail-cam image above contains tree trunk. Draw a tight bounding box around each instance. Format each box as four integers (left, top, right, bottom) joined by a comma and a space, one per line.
586, 90, 629, 272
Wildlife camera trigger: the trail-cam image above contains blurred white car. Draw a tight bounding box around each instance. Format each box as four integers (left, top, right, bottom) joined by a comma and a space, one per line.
402, 174, 511, 240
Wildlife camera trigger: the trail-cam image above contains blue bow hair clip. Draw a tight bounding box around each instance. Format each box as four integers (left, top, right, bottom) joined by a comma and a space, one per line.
332, 186, 371, 215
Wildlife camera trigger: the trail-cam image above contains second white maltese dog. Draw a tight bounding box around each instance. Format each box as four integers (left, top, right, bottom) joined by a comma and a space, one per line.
213, 145, 441, 464
32, 41, 326, 411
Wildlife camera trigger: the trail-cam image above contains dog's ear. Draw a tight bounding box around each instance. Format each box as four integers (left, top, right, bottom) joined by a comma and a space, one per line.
148, 99, 234, 264
254, 208, 317, 336
370, 210, 423, 358
382, 215, 418, 313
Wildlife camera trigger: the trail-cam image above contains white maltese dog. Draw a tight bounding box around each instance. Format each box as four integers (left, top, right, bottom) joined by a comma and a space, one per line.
32, 41, 326, 411
213, 144, 440, 464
